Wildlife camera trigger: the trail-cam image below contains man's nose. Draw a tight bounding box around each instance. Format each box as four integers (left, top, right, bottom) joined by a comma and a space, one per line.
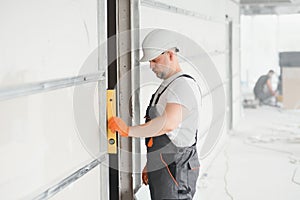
149, 61, 155, 69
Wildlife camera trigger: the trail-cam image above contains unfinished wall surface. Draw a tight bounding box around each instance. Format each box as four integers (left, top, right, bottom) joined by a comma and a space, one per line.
241, 14, 300, 93
139, 0, 241, 132
226, 0, 241, 129
138, 0, 241, 198
0, 0, 103, 199
0, 0, 241, 199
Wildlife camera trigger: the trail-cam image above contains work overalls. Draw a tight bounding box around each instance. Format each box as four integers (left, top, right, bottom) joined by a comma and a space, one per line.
145, 74, 200, 200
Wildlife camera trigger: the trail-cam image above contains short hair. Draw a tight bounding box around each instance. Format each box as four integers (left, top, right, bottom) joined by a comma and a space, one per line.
268, 70, 274, 74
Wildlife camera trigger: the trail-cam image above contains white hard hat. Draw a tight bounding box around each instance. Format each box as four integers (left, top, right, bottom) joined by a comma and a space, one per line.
140, 29, 179, 62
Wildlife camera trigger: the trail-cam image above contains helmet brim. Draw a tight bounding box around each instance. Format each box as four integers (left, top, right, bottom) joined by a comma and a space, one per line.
139, 50, 162, 62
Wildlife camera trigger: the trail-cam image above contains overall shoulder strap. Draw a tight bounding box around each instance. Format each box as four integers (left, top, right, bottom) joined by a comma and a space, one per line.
154, 74, 195, 105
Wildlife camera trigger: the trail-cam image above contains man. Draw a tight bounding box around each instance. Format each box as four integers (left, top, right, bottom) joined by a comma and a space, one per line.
108, 29, 201, 200
253, 70, 277, 105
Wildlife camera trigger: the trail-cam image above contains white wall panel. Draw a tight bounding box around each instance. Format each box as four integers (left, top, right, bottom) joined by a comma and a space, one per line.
139, 0, 240, 166
241, 14, 300, 89
232, 85, 242, 129
140, 6, 226, 53
137, 0, 240, 198
232, 25, 241, 127
139, 4, 228, 103
0, 0, 98, 88
278, 14, 300, 52
241, 15, 280, 88
0, 1, 102, 198
50, 165, 100, 200
211, 54, 227, 82
225, 0, 241, 127
140, 0, 240, 134
225, 0, 240, 22
0, 83, 101, 199
153, 0, 226, 20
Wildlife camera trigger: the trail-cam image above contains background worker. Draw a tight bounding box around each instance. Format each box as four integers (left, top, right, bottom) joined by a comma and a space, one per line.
108, 29, 201, 200
253, 69, 277, 105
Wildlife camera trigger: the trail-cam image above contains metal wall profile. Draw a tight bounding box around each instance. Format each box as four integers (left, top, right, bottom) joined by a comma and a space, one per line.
97, 0, 109, 199
117, 0, 134, 198
0, 72, 105, 101
32, 154, 108, 200
131, 0, 142, 193
141, 0, 225, 24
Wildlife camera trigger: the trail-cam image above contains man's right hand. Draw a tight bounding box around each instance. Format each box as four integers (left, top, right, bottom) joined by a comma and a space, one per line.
142, 165, 148, 185
108, 117, 129, 137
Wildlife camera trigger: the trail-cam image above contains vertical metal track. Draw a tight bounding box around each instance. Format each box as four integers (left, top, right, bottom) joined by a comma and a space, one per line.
117, 0, 133, 199
226, 17, 233, 130
107, 0, 119, 199
229, 20, 233, 130
131, 0, 142, 193
97, 0, 109, 199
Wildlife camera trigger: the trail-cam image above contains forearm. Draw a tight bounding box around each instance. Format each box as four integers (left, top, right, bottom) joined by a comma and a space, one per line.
128, 103, 187, 138
129, 115, 173, 137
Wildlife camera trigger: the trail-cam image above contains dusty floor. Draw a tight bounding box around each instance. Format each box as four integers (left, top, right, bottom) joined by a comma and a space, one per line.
195, 106, 300, 200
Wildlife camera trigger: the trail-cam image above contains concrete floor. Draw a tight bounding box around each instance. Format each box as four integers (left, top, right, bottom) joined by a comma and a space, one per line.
195, 106, 300, 200
135, 106, 300, 200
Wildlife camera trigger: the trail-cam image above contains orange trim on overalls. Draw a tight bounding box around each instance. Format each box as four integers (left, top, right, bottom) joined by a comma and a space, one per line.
160, 153, 179, 187
147, 137, 153, 147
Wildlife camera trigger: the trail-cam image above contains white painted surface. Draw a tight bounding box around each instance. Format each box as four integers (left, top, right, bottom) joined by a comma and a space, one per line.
241, 15, 280, 90
50, 165, 101, 200
0, 0, 102, 199
138, 0, 241, 198
0, 0, 98, 88
0, 85, 101, 200
0, 0, 243, 199
241, 14, 300, 91
139, 0, 239, 136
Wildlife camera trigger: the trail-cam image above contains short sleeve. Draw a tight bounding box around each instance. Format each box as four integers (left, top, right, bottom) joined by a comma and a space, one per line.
166, 78, 198, 111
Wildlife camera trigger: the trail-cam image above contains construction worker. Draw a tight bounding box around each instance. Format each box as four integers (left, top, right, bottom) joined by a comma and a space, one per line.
253, 70, 277, 105
108, 29, 201, 200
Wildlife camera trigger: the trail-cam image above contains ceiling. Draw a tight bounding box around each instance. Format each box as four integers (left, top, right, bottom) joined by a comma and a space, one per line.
240, 0, 300, 15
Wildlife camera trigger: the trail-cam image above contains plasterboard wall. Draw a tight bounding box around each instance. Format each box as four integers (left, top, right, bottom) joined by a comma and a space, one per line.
226, 0, 241, 128
241, 14, 300, 93
0, 0, 103, 199
138, 0, 240, 199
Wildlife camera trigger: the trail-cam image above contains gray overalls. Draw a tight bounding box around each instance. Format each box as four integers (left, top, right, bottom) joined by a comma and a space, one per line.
145, 74, 200, 200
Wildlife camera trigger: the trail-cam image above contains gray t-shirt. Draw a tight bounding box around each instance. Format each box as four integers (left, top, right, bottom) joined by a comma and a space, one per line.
153, 72, 201, 147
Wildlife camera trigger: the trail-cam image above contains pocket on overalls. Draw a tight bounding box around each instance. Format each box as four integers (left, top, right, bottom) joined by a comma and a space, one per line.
188, 156, 200, 171
187, 156, 200, 197
160, 153, 179, 187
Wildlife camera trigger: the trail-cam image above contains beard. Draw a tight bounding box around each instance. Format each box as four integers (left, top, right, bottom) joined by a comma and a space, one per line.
156, 71, 166, 79
155, 66, 171, 79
